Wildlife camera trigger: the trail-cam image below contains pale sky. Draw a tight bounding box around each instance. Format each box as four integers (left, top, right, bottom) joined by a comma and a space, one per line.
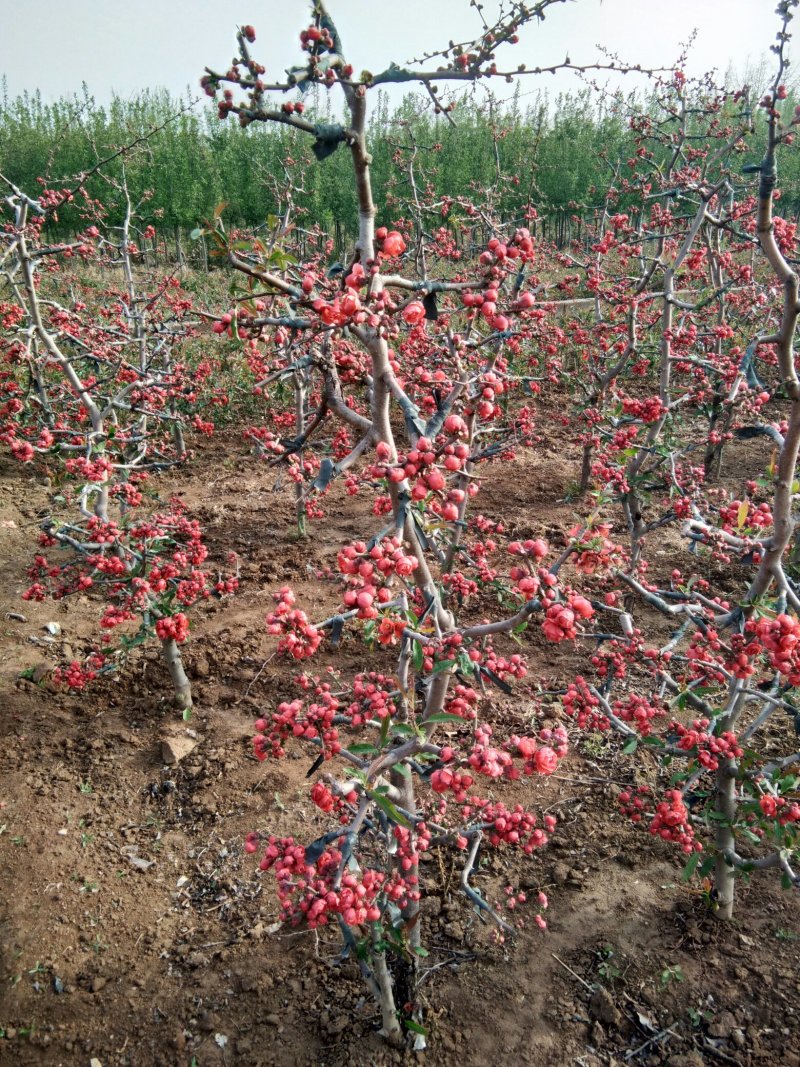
0, 1, 779, 111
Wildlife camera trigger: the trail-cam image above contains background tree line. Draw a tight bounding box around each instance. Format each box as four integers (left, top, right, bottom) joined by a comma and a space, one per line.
1, 78, 795, 256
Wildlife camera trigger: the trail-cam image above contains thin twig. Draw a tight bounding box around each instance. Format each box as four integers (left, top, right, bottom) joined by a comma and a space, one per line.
551, 952, 593, 991
624, 1024, 679, 1060
239, 652, 277, 701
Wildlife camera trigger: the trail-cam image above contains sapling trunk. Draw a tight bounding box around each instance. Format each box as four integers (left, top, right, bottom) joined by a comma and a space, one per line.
714, 760, 737, 920
702, 228, 729, 481
163, 351, 187, 459
294, 371, 307, 536
703, 391, 725, 481
174, 225, 185, 268
160, 637, 192, 711
579, 440, 594, 494
391, 764, 421, 949
712, 682, 745, 919
388, 762, 423, 1043
371, 927, 404, 1047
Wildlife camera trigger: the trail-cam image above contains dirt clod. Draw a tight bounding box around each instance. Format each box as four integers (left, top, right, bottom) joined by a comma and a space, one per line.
589, 985, 622, 1028
160, 731, 199, 765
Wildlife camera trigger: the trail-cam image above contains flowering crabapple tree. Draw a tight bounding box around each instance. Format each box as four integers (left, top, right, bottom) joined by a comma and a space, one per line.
198, 0, 673, 1047
0, 168, 238, 710
539, 1, 800, 923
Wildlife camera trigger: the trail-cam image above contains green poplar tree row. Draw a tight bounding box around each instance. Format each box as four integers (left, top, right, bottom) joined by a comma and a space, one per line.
1, 80, 797, 247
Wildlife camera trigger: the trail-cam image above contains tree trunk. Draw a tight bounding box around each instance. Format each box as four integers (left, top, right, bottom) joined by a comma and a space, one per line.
161, 638, 192, 711
714, 759, 737, 920
174, 225, 185, 268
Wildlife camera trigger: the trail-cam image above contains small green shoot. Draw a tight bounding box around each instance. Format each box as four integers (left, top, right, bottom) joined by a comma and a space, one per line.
660, 965, 685, 986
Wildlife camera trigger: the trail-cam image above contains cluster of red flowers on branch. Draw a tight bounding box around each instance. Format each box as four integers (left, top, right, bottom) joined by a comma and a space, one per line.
265, 586, 322, 659
619, 788, 700, 855
248, 837, 387, 928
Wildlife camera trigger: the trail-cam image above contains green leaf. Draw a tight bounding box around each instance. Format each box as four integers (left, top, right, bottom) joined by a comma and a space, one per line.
412, 642, 424, 671
457, 650, 476, 675
268, 248, 298, 269
118, 631, 148, 652
423, 712, 467, 724
348, 743, 379, 756
699, 855, 716, 879
622, 736, 638, 754
431, 658, 456, 675
379, 715, 392, 748
367, 790, 412, 828
404, 1019, 428, 1036
681, 852, 700, 881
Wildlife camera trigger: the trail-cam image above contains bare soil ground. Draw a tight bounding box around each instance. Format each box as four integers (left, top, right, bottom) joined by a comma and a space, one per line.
1, 429, 799, 1067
